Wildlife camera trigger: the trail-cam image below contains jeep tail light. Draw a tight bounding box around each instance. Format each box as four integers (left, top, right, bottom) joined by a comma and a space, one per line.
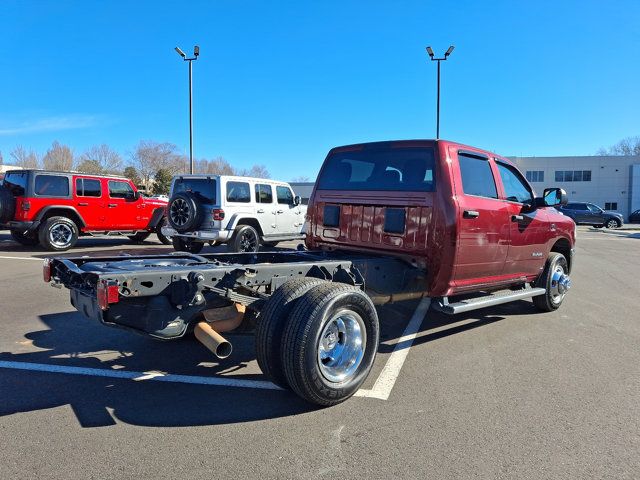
43, 258, 52, 282
213, 209, 225, 221
97, 279, 120, 310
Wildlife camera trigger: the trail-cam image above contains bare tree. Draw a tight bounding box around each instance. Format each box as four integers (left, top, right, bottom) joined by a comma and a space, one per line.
76, 159, 104, 174
597, 136, 640, 156
130, 140, 180, 188
291, 176, 310, 182
10, 146, 40, 169
42, 141, 74, 171
235, 164, 270, 179
79, 144, 123, 174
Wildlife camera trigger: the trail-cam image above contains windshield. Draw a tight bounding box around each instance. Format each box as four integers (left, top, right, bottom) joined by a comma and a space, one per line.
3, 171, 29, 196
173, 178, 217, 204
317, 146, 436, 192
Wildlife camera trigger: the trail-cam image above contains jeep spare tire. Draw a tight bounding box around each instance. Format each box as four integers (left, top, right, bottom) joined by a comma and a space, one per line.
0, 185, 16, 223
167, 191, 204, 233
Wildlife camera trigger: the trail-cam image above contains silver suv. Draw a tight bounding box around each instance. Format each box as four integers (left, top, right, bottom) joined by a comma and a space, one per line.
162, 175, 306, 253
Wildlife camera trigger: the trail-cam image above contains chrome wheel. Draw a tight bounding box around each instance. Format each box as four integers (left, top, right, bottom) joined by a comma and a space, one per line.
170, 198, 190, 227
239, 229, 258, 252
606, 219, 618, 229
49, 223, 73, 247
549, 264, 571, 305
317, 310, 366, 383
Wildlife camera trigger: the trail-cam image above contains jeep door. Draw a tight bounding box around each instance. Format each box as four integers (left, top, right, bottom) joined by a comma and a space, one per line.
493, 160, 548, 278
451, 149, 510, 287
275, 185, 303, 234
105, 180, 139, 229
254, 183, 277, 235
74, 177, 104, 229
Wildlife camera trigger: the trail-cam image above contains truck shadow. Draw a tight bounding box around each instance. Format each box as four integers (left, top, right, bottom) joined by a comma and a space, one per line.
0, 300, 535, 428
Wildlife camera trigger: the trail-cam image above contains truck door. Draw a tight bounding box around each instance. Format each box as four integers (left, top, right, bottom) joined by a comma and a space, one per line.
254, 183, 277, 235
494, 160, 548, 278
74, 177, 105, 229
275, 185, 303, 234
452, 150, 510, 287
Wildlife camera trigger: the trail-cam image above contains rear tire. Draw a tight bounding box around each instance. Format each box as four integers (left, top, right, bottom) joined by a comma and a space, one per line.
172, 236, 204, 254
128, 231, 151, 243
281, 283, 379, 406
255, 277, 327, 389
38, 216, 79, 251
227, 225, 260, 253
533, 252, 570, 312
155, 217, 173, 245
10, 229, 39, 246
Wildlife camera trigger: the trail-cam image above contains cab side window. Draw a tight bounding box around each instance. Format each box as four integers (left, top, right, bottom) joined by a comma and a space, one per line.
255, 184, 273, 203
108, 180, 135, 199
276, 186, 294, 205
458, 153, 498, 199
76, 178, 102, 197
226, 181, 251, 203
496, 163, 534, 204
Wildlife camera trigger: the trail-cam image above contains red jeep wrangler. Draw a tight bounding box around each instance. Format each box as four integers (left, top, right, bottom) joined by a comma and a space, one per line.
0, 169, 170, 250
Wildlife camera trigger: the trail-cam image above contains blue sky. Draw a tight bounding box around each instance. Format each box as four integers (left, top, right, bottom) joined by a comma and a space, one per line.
1, 0, 639, 180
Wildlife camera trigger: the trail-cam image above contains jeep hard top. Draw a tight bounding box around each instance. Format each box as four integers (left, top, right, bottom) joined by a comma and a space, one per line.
44, 139, 575, 405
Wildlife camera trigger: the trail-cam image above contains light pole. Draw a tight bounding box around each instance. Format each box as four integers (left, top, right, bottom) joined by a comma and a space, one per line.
175, 45, 200, 174
426, 45, 454, 139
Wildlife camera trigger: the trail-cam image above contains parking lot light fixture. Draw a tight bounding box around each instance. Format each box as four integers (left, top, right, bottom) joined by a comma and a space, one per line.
175, 45, 200, 174
425, 45, 455, 139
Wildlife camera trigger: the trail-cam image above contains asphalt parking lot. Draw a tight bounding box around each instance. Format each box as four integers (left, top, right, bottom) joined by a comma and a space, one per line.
1, 227, 639, 479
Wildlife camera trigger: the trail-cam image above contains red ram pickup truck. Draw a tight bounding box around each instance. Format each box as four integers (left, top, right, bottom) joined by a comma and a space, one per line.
44, 139, 575, 405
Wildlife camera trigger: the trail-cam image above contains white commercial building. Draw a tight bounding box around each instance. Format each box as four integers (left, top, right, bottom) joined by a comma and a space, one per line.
511, 155, 640, 220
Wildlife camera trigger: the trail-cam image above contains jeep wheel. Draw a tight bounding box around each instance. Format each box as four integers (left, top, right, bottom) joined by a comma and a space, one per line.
155, 217, 173, 245
281, 283, 380, 406
10, 229, 39, 247
172, 237, 204, 254
256, 277, 327, 389
128, 231, 151, 243
228, 225, 260, 253
533, 252, 571, 312
605, 219, 621, 229
38, 216, 79, 251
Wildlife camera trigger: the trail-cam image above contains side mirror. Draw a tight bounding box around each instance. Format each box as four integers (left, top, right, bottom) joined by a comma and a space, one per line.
293, 195, 301, 206
540, 188, 568, 207
129, 190, 140, 201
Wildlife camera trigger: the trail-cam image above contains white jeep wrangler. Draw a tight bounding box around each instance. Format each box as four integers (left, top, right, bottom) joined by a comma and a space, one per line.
162, 175, 306, 253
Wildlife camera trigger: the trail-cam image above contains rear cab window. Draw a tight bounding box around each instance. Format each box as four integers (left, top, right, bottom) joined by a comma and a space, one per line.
457, 152, 497, 199
3, 171, 29, 196
34, 174, 70, 197
226, 181, 251, 203
316, 145, 436, 192
173, 178, 217, 204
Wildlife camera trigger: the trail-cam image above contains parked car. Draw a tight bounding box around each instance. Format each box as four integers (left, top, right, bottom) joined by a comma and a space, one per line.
161, 175, 306, 253
0, 169, 171, 250
629, 209, 640, 224
46, 139, 575, 405
558, 202, 624, 228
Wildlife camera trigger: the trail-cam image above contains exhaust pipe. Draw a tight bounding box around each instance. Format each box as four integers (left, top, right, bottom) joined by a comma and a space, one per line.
194, 321, 233, 359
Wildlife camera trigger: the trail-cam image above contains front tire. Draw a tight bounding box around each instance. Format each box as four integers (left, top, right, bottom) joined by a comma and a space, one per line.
533, 252, 571, 312
172, 236, 204, 254
281, 283, 380, 406
605, 219, 621, 229
10, 229, 39, 246
38, 216, 79, 251
227, 225, 260, 253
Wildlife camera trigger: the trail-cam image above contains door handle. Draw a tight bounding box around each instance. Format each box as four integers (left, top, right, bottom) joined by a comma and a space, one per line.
78, 202, 89, 206
511, 215, 524, 222
277, 210, 284, 214
257, 209, 265, 213
108, 204, 117, 208
463, 210, 479, 219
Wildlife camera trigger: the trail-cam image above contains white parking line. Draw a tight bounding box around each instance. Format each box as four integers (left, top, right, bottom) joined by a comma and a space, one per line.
0, 297, 431, 401
356, 296, 431, 400
0, 256, 43, 261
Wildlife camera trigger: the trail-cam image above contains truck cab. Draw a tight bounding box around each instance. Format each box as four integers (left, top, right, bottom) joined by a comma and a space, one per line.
306, 140, 575, 298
